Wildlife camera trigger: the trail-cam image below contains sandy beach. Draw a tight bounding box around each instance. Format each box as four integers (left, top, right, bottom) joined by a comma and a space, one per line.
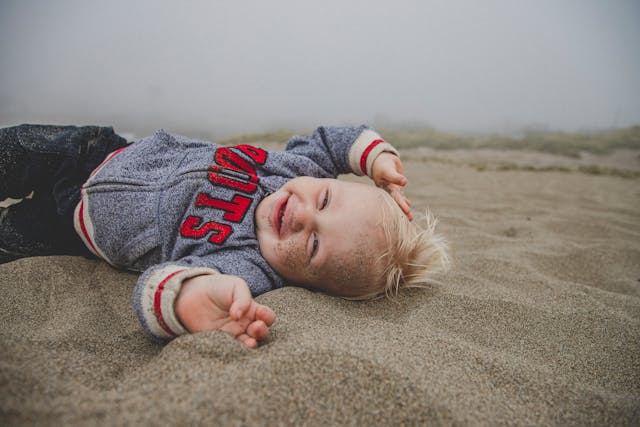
1, 147, 639, 426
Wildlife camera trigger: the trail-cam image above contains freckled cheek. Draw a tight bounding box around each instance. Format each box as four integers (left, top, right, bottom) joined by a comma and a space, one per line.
275, 240, 304, 269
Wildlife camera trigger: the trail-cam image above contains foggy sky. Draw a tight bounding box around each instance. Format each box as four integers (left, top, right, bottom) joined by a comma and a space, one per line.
1, 0, 639, 138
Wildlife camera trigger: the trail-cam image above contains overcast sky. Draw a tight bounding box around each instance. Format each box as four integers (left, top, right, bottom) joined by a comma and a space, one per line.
1, 0, 639, 138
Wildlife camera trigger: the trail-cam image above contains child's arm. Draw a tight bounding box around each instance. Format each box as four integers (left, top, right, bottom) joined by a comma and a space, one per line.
174, 274, 276, 349
284, 126, 412, 219
134, 260, 278, 344
371, 152, 413, 220
283, 126, 399, 179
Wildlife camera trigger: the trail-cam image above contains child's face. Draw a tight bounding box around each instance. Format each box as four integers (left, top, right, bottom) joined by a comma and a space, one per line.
255, 177, 387, 297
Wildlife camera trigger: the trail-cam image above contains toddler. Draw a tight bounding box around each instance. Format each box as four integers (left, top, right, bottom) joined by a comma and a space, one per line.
0, 124, 448, 348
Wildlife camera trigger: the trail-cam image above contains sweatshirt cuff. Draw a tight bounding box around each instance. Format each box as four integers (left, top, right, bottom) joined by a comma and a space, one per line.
136, 265, 219, 340
348, 129, 399, 178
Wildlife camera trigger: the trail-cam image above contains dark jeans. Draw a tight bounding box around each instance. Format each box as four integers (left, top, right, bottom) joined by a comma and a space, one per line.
0, 124, 129, 263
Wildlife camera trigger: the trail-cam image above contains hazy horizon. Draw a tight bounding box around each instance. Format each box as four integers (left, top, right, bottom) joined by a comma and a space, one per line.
1, 0, 639, 139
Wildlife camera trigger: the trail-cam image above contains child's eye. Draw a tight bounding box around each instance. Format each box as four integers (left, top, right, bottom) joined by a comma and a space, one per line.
320, 189, 329, 210
311, 234, 319, 258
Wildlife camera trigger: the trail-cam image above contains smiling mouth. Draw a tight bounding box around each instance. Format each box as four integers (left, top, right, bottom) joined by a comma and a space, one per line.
274, 196, 289, 236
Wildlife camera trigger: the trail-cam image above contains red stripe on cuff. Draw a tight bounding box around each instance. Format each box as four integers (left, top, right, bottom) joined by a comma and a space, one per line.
153, 269, 186, 337
359, 139, 385, 175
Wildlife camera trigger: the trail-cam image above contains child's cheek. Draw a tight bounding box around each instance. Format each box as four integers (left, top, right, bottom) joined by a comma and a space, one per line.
276, 240, 305, 270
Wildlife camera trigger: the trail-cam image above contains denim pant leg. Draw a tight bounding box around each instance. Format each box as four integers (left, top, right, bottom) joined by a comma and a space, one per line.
0, 198, 89, 262
0, 124, 129, 262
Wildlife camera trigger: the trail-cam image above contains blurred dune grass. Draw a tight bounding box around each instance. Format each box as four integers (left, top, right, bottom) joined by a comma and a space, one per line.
219, 126, 640, 158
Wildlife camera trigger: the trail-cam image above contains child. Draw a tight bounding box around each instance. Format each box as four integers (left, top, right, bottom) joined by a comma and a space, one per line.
0, 124, 448, 348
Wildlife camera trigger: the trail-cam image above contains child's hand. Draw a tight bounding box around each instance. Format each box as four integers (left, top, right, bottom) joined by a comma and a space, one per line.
174, 274, 276, 349
371, 152, 413, 220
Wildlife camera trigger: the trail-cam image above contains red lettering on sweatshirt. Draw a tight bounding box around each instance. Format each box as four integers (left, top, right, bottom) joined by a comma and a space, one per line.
195, 193, 251, 223
180, 216, 232, 245
236, 144, 267, 164
208, 167, 257, 193
215, 147, 259, 182
180, 144, 268, 245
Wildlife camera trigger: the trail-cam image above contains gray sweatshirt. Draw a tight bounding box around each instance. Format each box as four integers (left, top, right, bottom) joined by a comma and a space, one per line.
73, 125, 397, 340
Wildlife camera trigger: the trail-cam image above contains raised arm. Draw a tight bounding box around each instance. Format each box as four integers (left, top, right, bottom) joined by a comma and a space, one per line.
285, 126, 412, 219
284, 126, 399, 178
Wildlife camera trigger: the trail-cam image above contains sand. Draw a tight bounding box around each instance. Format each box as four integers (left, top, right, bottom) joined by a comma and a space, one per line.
1, 148, 639, 426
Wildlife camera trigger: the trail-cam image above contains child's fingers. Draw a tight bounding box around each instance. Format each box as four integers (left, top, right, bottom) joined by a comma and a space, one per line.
228, 278, 253, 320
247, 319, 270, 341
237, 333, 258, 349
397, 198, 413, 220
405, 207, 414, 221
377, 170, 408, 188
372, 153, 407, 187
385, 170, 408, 187
231, 321, 268, 349
386, 183, 404, 199
388, 185, 413, 220
389, 155, 407, 184
255, 304, 276, 326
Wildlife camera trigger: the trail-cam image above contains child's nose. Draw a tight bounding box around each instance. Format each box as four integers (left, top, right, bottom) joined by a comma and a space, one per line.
291, 200, 314, 233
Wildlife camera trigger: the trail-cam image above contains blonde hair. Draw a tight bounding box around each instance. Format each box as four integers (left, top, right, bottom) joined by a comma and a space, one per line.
348, 192, 450, 300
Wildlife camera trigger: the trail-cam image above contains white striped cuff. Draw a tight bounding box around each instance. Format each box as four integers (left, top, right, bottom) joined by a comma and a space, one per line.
140, 265, 220, 339
348, 129, 399, 177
